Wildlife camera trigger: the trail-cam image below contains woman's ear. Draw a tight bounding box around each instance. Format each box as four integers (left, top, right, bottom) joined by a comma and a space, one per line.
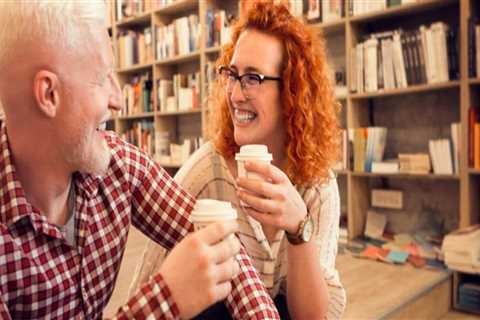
33, 70, 60, 118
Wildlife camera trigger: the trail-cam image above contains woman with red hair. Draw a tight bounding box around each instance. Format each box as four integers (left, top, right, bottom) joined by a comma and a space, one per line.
131, 1, 346, 318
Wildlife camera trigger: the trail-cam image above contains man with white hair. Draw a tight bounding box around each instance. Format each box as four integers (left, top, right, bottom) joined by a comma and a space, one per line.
0, 1, 279, 319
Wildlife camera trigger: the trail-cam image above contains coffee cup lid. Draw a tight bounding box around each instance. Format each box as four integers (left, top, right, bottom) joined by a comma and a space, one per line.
235, 144, 272, 161
190, 199, 237, 222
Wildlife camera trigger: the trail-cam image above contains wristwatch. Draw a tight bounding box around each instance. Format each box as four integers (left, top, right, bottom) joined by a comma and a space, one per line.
285, 213, 314, 245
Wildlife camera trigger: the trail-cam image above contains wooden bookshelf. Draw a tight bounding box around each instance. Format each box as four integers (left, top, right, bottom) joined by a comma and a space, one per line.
117, 112, 155, 120
108, 0, 479, 313
157, 109, 201, 117
154, 51, 201, 66
351, 172, 461, 180
116, 12, 151, 28
117, 62, 153, 75
349, 81, 460, 100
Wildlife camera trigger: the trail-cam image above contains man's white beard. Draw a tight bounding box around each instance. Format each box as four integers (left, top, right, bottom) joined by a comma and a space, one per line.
67, 134, 111, 176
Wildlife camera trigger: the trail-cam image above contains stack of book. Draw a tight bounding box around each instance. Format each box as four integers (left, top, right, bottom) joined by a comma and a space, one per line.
115, 0, 154, 21
205, 9, 233, 48
352, 127, 388, 173
157, 72, 200, 113
122, 120, 155, 155
155, 15, 200, 60
117, 28, 153, 68
121, 74, 153, 116
350, 21, 459, 94
442, 225, 480, 274
458, 281, 480, 314
469, 107, 480, 169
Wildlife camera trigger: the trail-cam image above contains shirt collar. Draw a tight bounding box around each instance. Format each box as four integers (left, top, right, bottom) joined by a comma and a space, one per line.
0, 122, 121, 225
0, 121, 38, 226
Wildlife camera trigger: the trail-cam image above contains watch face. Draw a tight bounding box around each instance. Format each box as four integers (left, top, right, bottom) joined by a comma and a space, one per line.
302, 217, 314, 241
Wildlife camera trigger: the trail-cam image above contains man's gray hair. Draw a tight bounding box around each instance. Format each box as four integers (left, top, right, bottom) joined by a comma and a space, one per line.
0, 0, 106, 69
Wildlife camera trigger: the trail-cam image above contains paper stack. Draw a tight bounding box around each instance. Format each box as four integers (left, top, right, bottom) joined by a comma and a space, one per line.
442, 225, 480, 274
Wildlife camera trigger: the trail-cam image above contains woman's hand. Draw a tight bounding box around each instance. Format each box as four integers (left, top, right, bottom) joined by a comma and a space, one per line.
236, 160, 307, 234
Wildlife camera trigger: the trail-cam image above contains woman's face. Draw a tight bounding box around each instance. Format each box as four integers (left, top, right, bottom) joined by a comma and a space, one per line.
226, 29, 286, 150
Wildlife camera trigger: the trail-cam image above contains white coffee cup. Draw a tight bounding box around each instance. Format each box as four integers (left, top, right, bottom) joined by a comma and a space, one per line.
235, 145, 273, 207
235, 144, 273, 180
190, 199, 238, 232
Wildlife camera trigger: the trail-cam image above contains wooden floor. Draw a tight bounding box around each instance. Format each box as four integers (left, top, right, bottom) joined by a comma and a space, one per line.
104, 228, 480, 319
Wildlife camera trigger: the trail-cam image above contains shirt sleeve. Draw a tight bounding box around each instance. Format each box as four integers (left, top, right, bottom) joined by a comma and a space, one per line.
226, 245, 280, 320
112, 273, 180, 320
305, 177, 347, 320
0, 293, 12, 320
130, 155, 196, 251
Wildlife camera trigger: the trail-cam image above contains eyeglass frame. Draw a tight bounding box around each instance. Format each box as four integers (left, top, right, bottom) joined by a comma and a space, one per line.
217, 65, 282, 94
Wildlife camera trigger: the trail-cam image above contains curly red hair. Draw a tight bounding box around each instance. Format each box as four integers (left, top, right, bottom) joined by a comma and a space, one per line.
209, 0, 341, 186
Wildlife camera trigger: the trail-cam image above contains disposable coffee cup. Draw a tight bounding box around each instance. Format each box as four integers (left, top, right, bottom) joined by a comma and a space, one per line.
190, 199, 238, 237
235, 144, 272, 207
235, 144, 273, 180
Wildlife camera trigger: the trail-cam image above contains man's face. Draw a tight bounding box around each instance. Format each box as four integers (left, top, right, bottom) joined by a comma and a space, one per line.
57, 27, 121, 176
227, 29, 285, 148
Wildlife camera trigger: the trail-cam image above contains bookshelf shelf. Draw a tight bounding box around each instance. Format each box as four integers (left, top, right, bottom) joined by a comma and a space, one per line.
157, 109, 202, 117
154, 0, 198, 16
311, 18, 345, 35
348, 0, 457, 24
468, 78, 480, 85
351, 172, 460, 180
117, 112, 155, 120
334, 169, 349, 176
349, 81, 460, 100
204, 46, 222, 55
116, 12, 151, 28
117, 62, 153, 75
155, 51, 201, 66
469, 168, 480, 175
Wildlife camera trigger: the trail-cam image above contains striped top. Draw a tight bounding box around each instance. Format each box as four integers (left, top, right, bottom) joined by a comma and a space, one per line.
130, 142, 346, 319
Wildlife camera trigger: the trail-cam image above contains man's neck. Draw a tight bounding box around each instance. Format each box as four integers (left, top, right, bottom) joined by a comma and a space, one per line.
7, 123, 73, 225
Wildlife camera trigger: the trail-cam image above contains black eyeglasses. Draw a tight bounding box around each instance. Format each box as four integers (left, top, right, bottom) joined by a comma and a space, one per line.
217, 65, 282, 95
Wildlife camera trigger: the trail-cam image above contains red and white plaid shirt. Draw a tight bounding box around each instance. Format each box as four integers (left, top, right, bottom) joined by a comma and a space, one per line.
0, 122, 279, 319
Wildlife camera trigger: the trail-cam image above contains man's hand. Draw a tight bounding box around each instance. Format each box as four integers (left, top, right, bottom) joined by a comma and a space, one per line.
159, 221, 241, 319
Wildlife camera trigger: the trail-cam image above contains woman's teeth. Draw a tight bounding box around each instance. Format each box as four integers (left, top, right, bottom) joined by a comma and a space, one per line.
234, 109, 257, 123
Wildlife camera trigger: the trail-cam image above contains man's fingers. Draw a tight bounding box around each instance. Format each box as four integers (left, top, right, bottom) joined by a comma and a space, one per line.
210, 235, 241, 264
210, 280, 233, 304
197, 221, 239, 245
214, 257, 240, 283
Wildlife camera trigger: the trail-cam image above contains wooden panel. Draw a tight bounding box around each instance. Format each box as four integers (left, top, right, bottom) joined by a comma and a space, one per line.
387, 279, 451, 320
337, 253, 451, 320
348, 176, 370, 239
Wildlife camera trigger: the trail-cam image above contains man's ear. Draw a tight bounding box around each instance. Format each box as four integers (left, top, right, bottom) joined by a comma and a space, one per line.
33, 70, 60, 118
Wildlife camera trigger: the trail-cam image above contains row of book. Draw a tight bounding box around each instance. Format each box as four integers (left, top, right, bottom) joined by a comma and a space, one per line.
350, 22, 458, 93
206, 9, 232, 48
469, 107, 480, 169
157, 72, 200, 113
352, 127, 388, 173
155, 132, 203, 165
121, 120, 155, 155
155, 14, 200, 60
115, 0, 157, 22
468, 16, 480, 78
121, 74, 153, 116
337, 122, 461, 175
117, 28, 154, 68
